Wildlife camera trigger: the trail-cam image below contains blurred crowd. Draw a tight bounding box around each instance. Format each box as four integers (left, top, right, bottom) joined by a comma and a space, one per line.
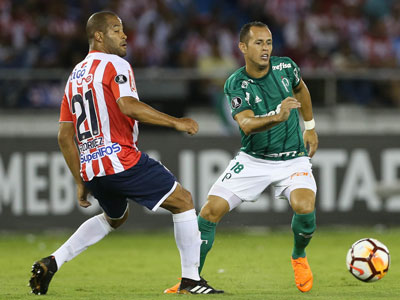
1, 0, 400, 70
1, 0, 400, 109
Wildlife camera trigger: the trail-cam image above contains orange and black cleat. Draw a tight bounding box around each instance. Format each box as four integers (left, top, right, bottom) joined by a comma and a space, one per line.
291, 256, 313, 292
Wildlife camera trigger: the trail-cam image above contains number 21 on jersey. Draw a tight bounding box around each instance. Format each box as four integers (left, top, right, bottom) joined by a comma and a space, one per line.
72, 89, 100, 141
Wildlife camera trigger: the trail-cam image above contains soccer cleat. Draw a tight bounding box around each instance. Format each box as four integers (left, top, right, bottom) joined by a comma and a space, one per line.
199, 277, 224, 293
163, 279, 181, 294
178, 277, 224, 294
291, 256, 313, 292
29, 256, 58, 295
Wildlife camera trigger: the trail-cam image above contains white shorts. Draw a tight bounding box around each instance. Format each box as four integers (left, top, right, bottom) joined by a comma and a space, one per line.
208, 151, 317, 211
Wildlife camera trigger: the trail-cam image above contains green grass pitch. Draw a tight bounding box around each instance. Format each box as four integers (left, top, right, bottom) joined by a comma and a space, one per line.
1, 227, 399, 300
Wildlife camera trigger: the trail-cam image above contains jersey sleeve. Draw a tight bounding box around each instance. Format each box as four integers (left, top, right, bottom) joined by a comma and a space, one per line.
108, 59, 139, 101
224, 78, 251, 118
59, 94, 73, 122
287, 58, 301, 88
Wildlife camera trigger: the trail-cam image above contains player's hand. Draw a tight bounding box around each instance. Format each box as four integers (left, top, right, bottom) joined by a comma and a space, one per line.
175, 118, 199, 135
278, 97, 301, 122
303, 129, 318, 157
77, 183, 91, 208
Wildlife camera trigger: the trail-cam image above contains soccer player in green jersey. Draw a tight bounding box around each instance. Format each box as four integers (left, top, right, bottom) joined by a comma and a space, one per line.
165, 21, 318, 294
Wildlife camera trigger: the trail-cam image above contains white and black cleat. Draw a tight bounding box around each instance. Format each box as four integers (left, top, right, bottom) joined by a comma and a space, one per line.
178, 277, 224, 294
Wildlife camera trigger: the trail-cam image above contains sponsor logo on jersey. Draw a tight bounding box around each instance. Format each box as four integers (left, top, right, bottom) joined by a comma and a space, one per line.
80, 143, 122, 164
71, 68, 87, 80
76, 74, 93, 86
231, 97, 242, 109
264, 150, 297, 158
290, 172, 311, 179
255, 95, 262, 103
115, 74, 128, 84
272, 62, 292, 71
256, 104, 281, 117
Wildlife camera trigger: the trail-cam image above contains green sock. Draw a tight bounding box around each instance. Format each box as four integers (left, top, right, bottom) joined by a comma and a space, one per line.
291, 210, 316, 259
198, 215, 217, 274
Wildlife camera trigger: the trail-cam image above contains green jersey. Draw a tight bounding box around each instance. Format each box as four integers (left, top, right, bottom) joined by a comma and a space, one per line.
224, 56, 307, 161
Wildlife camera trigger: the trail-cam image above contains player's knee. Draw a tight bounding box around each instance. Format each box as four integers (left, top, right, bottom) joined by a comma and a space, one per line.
290, 188, 315, 214
162, 187, 194, 214
160, 181, 199, 214
292, 196, 315, 214
177, 188, 195, 211
106, 210, 129, 229
200, 198, 228, 223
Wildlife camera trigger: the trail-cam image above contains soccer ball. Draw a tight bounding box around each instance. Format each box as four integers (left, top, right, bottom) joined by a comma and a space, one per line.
346, 238, 390, 282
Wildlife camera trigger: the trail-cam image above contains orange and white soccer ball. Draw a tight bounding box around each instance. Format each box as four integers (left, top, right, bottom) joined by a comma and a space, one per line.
346, 238, 390, 282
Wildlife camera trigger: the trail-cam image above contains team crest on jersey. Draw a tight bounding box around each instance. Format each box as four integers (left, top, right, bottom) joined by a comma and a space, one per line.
115, 74, 128, 84
281, 76, 290, 92
231, 97, 242, 109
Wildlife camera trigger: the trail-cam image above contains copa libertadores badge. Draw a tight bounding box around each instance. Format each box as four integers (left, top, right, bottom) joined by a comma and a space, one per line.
115, 74, 128, 84
231, 97, 242, 109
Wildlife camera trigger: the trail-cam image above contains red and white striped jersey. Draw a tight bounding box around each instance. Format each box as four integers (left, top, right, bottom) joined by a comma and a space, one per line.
59, 51, 142, 181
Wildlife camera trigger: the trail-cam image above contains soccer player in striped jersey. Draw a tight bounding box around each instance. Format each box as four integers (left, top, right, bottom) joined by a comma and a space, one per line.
29, 11, 221, 295
165, 21, 318, 293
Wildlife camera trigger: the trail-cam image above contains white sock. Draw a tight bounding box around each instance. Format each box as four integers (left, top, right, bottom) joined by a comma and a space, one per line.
52, 214, 113, 269
172, 209, 201, 281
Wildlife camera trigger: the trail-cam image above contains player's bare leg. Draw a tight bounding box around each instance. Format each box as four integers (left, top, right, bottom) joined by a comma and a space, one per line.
290, 188, 316, 292
201, 195, 230, 222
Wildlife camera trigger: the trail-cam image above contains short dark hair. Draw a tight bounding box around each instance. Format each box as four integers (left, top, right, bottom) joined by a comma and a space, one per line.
239, 21, 269, 44
86, 11, 118, 42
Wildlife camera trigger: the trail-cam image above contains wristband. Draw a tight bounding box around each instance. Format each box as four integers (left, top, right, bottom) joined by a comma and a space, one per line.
304, 119, 315, 130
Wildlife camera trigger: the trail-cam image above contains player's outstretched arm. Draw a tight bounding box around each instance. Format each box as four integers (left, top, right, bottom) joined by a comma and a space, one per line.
117, 96, 198, 135
58, 122, 91, 207
293, 80, 318, 157
234, 97, 301, 135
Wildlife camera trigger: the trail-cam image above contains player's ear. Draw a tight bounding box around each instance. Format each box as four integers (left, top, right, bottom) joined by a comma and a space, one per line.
94, 31, 103, 43
238, 42, 247, 54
